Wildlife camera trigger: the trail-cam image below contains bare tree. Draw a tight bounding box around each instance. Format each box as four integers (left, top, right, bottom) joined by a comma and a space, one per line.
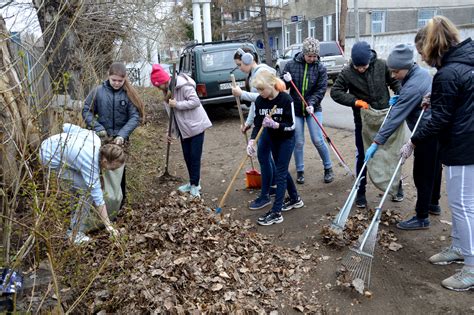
339, 0, 348, 51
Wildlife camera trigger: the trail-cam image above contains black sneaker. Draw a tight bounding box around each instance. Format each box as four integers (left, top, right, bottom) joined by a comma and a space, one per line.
429, 204, 442, 215
396, 216, 430, 230
296, 171, 304, 184
257, 211, 283, 226
391, 181, 404, 202
355, 193, 367, 208
324, 167, 334, 183
249, 195, 272, 210
282, 196, 304, 211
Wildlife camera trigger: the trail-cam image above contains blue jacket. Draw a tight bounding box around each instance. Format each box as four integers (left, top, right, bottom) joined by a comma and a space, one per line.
374, 64, 432, 145
82, 80, 141, 139
411, 38, 474, 165
282, 52, 328, 116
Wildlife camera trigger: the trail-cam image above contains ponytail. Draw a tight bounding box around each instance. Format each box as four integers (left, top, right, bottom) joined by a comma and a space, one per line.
423, 16, 460, 67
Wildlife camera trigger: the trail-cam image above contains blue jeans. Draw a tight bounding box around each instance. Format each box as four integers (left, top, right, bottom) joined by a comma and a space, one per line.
294, 112, 332, 172
181, 132, 205, 186
355, 123, 367, 195
257, 129, 276, 197
270, 135, 298, 213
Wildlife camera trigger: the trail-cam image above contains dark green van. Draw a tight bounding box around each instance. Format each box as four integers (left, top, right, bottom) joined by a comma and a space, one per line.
179, 40, 258, 106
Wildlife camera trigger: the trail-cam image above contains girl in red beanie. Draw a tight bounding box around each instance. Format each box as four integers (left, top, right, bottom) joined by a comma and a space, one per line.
151, 64, 212, 198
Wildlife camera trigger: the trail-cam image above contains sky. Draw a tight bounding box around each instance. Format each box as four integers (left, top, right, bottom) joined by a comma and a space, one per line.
1, 1, 41, 38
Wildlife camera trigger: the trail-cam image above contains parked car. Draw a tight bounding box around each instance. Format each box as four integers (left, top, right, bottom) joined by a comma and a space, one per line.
178, 40, 258, 107
274, 41, 347, 81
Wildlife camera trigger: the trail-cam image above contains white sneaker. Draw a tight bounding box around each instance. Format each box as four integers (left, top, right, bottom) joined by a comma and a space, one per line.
71, 232, 91, 245
429, 246, 464, 265
178, 183, 192, 193
190, 185, 201, 198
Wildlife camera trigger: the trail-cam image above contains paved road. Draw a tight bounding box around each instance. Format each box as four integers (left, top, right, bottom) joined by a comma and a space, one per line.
321, 88, 355, 131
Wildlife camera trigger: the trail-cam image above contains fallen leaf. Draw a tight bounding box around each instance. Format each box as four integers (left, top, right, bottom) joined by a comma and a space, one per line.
388, 242, 403, 251
352, 278, 365, 294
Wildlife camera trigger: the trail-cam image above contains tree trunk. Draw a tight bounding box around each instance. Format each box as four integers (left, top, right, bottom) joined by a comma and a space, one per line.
339, 0, 348, 52
0, 17, 40, 264
33, 0, 85, 100
259, 0, 272, 65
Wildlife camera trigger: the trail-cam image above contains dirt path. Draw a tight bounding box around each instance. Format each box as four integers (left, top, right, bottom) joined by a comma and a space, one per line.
148, 106, 472, 314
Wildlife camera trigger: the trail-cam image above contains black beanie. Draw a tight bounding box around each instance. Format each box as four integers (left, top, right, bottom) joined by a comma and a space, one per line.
351, 41, 372, 66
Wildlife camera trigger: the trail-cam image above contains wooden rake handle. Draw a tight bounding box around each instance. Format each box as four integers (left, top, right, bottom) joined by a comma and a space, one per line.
230, 74, 255, 170
216, 105, 277, 213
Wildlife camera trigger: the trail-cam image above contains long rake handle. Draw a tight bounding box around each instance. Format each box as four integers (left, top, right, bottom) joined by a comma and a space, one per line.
216, 106, 276, 214
333, 104, 395, 226
358, 108, 427, 251
216, 124, 267, 212
231, 74, 255, 170
289, 80, 354, 176
163, 63, 177, 174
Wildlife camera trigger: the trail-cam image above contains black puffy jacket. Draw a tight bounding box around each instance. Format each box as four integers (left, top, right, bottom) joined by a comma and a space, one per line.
282, 52, 328, 117
411, 38, 474, 166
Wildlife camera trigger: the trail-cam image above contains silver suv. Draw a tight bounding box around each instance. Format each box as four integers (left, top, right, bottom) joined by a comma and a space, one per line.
275, 41, 347, 81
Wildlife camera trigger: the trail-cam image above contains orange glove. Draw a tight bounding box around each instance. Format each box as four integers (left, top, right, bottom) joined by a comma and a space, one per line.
355, 100, 369, 109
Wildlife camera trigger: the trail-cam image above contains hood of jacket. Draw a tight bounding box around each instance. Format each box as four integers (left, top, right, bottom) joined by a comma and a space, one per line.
441, 37, 473, 68
176, 73, 196, 90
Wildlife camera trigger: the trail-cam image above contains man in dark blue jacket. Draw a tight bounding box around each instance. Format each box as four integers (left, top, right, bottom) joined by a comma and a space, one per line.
282, 37, 334, 185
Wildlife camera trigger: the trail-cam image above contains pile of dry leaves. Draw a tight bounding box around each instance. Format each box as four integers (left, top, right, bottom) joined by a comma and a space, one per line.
65, 192, 323, 313
320, 208, 403, 250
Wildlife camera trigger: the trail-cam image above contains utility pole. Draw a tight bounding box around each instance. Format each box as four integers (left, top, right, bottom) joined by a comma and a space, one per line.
259, 0, 272, 65
339, 0, 348, 51
354, 0, 360, 42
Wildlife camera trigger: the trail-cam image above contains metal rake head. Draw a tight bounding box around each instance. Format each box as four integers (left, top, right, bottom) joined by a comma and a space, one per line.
340, 216, 380, 288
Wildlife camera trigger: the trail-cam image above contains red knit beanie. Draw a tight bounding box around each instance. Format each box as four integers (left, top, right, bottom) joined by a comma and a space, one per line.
150, 64, 170, 87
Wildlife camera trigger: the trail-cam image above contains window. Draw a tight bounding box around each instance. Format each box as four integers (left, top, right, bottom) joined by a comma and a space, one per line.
323, 15, 332, 41
201, 50, 237, 72
371, 11, 385, 34
296, 22, 303, 43
285, 26, 290, 48
418, 9, 436, 28
308, 20, 316, 38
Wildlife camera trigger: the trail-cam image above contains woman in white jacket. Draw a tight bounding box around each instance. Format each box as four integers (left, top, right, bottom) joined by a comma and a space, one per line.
151, 64, 212, 198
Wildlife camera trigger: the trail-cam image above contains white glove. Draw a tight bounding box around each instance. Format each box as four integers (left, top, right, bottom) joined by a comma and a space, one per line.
114, 136, 124, 145
306, 105, 314, 114
106, 224, 120, 238
400, 140, 415, 164
246, 139, 256, 157
262, 116, 279, 129
283, 72, 292, 82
